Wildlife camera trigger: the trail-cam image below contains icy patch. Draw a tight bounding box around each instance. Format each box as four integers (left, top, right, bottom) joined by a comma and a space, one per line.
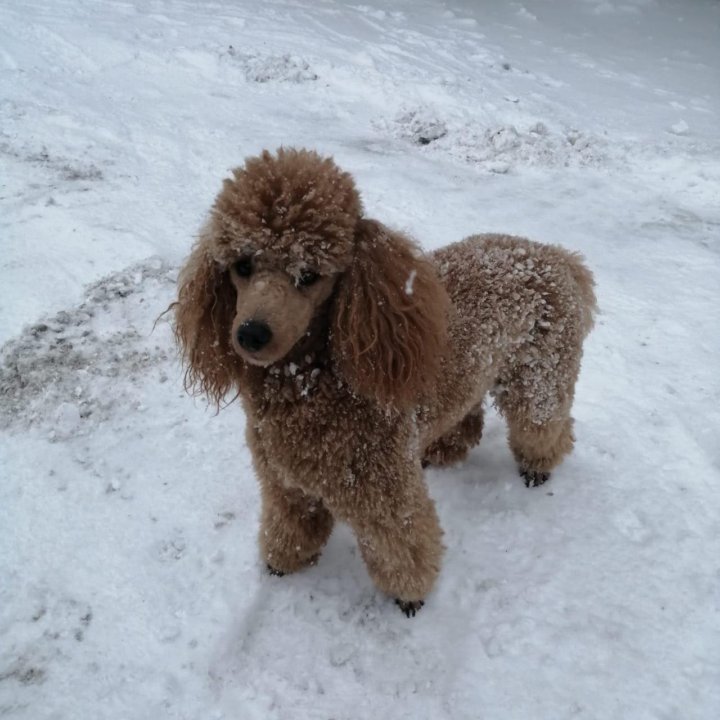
224, 47, 318, 83
0, 258, 177, 434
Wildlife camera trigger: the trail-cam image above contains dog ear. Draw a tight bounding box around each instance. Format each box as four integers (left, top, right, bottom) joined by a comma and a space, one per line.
332, 219, 449, 409
173, 228, 243, 406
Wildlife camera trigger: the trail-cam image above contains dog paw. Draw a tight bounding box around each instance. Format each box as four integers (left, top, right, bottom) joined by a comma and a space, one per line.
520, 469, 550, 488
266, 553, 320, 577
395, 599, 425, 617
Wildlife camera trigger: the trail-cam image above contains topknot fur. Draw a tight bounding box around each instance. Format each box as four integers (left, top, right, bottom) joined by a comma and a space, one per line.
210, 148, 363, 273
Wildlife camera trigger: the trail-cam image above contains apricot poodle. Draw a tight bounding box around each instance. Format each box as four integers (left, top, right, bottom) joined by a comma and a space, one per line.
173, 148, 596, 616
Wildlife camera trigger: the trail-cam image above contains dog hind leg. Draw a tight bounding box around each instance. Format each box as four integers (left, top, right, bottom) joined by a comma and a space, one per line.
506, 415, 575, 487
422, 405, 484, 468
494, 353, 581, 487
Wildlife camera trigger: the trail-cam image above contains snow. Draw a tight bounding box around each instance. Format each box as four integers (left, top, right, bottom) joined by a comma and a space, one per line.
404, 269, 417, 295
1, 1, 719, 718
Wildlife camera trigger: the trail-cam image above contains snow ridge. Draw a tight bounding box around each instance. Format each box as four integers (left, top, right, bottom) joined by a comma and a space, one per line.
0, 259, 176, 434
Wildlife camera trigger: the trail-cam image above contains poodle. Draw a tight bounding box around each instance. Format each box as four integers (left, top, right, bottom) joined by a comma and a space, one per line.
173, 148, 596, 616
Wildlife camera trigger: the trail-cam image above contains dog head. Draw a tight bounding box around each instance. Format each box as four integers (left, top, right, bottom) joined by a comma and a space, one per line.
174, 147, 448, 409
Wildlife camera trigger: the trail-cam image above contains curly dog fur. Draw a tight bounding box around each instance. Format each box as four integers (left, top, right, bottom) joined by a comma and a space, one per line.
173, 148, 596, 614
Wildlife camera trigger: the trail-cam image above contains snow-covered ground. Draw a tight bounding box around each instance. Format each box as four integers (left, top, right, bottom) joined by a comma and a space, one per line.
1, 0, 719, 718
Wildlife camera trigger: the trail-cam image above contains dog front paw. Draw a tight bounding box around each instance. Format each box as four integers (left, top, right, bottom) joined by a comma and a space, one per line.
520, 469, 550, 488
266, 552, 320, 577
395, 599, 425, 617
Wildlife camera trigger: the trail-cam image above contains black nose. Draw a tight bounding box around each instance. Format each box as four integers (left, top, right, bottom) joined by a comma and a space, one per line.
237, 320, 272, 352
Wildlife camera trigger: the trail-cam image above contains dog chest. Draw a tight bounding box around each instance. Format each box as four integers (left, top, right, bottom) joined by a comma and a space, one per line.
248, 396, 412, 504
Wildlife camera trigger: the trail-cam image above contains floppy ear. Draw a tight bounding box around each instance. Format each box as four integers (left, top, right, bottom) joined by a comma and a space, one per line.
332, 219, 449, 409
173, 229, 243, 406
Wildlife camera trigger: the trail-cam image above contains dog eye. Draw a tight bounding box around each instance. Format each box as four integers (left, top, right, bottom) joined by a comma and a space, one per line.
297, 270, 320, 288
234, 258, 252, 278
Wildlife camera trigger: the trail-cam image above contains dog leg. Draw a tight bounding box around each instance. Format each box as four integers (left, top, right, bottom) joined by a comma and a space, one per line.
507, 415, 575, 487
494, 345, 582, 486
346, 477, 444, 615
259, 483, 334, 575
422, 405, 484, 468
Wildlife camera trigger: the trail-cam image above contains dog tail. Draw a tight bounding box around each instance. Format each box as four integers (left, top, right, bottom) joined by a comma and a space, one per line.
566, 252, 597, 337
